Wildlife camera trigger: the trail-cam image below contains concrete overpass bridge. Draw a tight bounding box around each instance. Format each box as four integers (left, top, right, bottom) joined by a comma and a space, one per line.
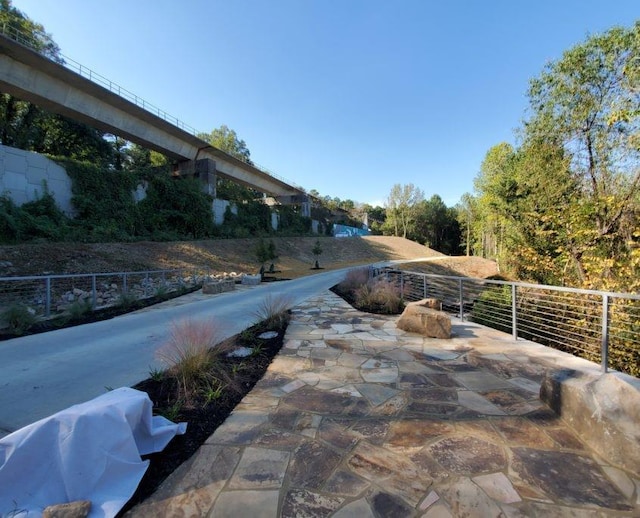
0, 30, 309, 211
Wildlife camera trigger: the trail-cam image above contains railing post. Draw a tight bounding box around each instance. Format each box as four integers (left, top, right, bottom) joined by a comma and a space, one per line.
511, 284, 517, 340
423, 275, 427, 299
45, 276, 51, 317
458, 279, 464, 321
601, 295, 610, 373
91, 274, 97, 310
123, 273, 128, 294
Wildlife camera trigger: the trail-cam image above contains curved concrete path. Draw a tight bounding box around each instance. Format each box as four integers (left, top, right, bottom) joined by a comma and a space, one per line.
0, 268, 349, 435
128, 291, 639, 517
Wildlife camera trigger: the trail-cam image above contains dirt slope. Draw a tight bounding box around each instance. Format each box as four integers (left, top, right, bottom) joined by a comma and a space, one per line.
0, 236, 447, 278
395, 256, 500, 279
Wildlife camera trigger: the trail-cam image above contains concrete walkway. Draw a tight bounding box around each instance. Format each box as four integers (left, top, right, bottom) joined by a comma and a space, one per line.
0, 269, 349, 435
127, 291, 639, 517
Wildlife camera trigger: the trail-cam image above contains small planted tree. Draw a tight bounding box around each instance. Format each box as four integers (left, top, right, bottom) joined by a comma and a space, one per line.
312, 239, 323, 269
255, 238, 278, 277
267, 240, 278, 273
255, 238, 270, 277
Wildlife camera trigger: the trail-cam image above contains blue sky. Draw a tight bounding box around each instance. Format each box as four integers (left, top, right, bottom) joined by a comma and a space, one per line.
12, 0, 639, 207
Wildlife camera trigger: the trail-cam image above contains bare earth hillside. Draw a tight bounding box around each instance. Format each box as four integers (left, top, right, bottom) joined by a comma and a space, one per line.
0, 236, 496, 279
395, 256, 500, 279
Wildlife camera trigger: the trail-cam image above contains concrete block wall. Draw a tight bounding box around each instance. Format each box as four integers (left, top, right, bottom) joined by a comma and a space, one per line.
0, 144, 74, 216
212, 198, 237, 225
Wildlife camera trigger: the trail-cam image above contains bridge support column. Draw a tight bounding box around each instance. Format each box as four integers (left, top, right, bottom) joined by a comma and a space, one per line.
275, 193, 311, 217
175, 158, 217, 197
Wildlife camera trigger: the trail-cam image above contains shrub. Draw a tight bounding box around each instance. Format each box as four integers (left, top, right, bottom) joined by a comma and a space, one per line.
68, 299, 92, 320
154, 284, 170, 300
338, 267, 370, 293
117, 291, 138, 310
156, 318, 232, 405
471, 285, 512, 334
253, 293, 293, 328
0, 191, 69, 243
354, 277, 404, 314
1, 304, 37, 335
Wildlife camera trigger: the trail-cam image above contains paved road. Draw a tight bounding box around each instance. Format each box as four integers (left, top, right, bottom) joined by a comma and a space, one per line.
0, 268, 352, 435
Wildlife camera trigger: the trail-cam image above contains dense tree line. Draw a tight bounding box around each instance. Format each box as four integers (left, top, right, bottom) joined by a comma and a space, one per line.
457, 22, 639, 292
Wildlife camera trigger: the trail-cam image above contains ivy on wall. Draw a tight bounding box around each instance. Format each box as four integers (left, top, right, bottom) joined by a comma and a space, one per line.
0, 156, 315, 244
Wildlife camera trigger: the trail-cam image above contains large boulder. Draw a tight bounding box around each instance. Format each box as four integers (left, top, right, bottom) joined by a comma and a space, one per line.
241, 274, 262, 286
396, 299, 451, 339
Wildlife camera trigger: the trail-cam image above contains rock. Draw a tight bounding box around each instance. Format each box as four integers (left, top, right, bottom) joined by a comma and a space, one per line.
396, 302, 451, 339
227, 347, 254, 358
540, 370, 640, 477
43, 500, 91, 518
242, 274, 262, 286
406, 298, 442, 311
202, 279, 235, 294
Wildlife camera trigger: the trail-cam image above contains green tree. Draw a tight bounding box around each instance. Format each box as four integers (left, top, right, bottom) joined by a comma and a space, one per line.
412, 195, 461, 254
124, 143, 169, 173
468, 23, 640, 289
0, 0, 61, 60
0, 1, 117, 167
524, 22, 640, 288
254, 238, 276, 276
455, 193, 477, 257
384, 183, 424, 238
312, 239, 323, 268
200, 125, 252, 163
37, 115, 114, 166
361, 203, 386, 234
199, 125, 258, 201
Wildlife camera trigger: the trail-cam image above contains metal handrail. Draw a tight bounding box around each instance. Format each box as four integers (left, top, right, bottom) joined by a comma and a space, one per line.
374, 267, 640, 376
0, 23, 307, 194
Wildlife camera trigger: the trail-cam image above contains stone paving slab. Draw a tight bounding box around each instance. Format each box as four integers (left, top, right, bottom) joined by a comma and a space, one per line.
128, 291, 639, 517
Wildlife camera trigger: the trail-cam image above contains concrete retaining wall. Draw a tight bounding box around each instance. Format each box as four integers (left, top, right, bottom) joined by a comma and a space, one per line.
0, 144, 74, 215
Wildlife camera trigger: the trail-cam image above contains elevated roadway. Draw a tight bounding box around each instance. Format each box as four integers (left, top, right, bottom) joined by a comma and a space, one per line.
0, 33, 306, 202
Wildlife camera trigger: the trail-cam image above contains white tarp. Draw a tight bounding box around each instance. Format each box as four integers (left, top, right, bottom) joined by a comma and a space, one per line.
0, 387, 186, 517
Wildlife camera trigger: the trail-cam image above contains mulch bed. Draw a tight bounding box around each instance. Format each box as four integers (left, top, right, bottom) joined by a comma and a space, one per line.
0, 286, 202, 341
118, 318, 288, 514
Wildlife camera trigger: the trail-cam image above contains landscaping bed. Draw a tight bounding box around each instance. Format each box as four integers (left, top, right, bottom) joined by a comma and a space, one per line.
0, 285, 202, 341
119, 311, 289, 514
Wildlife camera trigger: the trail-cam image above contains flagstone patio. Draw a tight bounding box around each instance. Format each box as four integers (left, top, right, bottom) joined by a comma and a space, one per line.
127, 291, 639, 517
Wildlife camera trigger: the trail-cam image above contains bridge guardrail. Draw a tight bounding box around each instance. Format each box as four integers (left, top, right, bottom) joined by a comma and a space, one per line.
0, 23, 306, 194
372, 267, 640, 376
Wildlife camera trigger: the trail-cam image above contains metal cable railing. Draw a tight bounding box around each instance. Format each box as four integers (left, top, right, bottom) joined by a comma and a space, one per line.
0, 23, 307, 194
0, 267, 228, 321
373, 267, 640, 376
